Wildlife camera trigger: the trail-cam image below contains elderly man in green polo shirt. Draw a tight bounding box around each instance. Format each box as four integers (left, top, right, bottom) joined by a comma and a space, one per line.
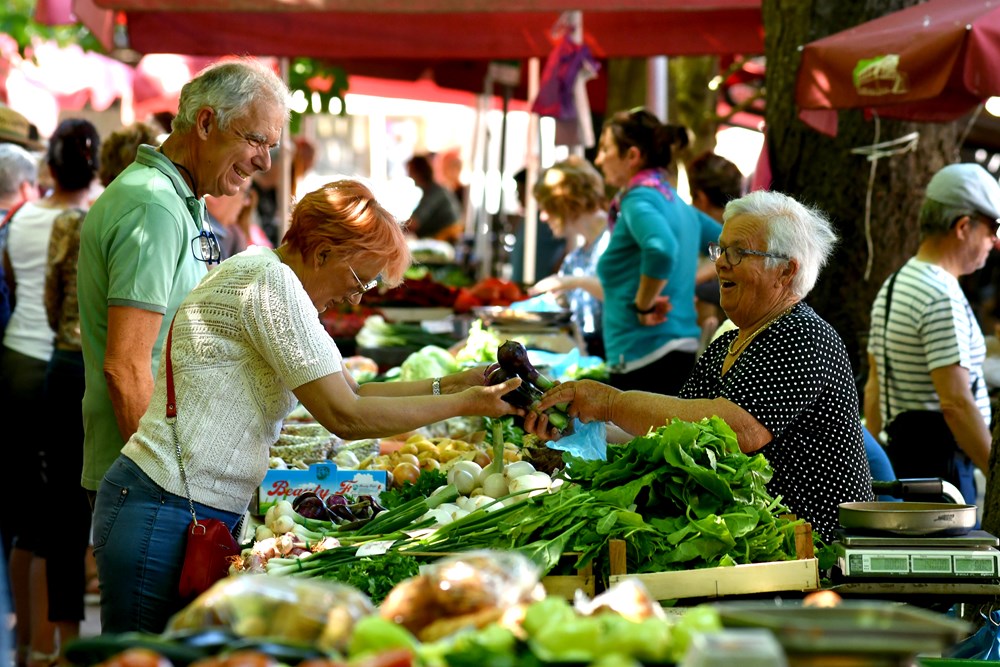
77, 58, 291, 504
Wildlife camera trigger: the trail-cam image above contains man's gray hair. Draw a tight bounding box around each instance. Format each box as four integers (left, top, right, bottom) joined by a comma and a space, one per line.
919, 198, 972, 239
723, 190, 838, 299
0, 142, 38, 197
172, 58, 291, 134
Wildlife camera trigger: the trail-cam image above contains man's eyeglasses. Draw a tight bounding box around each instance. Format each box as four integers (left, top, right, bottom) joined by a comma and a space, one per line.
348, 265, 378, 298
233, 127, 270, 153
977, 214, 1000, 239
708, 242, 789, 267
191, 223, 222, 265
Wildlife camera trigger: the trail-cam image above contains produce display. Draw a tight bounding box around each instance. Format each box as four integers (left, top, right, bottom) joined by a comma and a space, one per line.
451, 277, 527, 313
68, 551, 724, 667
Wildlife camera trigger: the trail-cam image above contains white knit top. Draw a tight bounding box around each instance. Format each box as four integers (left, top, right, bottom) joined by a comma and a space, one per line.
122, 246, 342, 513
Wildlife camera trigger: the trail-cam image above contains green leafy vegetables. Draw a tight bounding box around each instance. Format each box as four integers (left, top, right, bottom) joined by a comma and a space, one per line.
267, 417, 805, 595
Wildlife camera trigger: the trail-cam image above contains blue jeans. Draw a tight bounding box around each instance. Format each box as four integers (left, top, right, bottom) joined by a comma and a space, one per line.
92, 456, 242, 634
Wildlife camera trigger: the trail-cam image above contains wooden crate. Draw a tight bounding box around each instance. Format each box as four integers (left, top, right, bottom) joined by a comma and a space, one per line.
541, 557, 595, 599
606, 522, 819, 601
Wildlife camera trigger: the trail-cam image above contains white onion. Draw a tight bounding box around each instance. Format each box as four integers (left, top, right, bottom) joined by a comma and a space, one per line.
509, 472, 551, 497
448, 460, 484, 486
451, 469, 478, 495
504, 460, 536, 481
481, 472, 510, 499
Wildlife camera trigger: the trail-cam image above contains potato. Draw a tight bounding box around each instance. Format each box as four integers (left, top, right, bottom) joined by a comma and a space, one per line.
415, 441, 439, 454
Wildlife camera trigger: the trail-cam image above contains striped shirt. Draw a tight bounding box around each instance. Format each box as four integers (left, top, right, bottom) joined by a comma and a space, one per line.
868, 258, 989, 428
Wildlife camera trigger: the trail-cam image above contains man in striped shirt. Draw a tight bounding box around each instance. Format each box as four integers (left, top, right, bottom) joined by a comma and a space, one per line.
865, 163, 1000, 504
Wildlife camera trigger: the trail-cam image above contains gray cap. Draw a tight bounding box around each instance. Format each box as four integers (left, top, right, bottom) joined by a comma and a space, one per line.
925, 163, 1000, 223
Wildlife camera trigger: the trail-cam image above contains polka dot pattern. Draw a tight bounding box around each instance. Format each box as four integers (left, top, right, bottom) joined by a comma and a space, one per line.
680, 303, 874, 541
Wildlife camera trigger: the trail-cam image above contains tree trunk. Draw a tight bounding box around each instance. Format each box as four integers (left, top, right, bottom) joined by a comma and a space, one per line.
765, 0, 1000, 618
762, 0, 961, 378
605, 55, 719, 161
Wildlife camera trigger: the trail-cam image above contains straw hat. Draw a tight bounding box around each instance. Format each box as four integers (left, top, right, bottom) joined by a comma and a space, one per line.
0, 105, 46, 151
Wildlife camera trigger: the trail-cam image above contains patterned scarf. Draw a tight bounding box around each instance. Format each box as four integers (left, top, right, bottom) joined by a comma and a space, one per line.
606, 168, 675, 232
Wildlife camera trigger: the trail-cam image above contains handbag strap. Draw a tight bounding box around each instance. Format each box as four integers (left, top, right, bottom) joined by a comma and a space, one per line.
165, 316, 200, 526
881, 269, 900, 424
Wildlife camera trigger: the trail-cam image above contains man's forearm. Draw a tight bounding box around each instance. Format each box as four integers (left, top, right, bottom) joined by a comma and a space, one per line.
105, 365, 154, 443
943, 403, 991, 473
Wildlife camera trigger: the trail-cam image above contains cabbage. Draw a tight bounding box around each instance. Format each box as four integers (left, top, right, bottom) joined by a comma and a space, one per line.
398, 345, 460, 381
455, 320, 504, 364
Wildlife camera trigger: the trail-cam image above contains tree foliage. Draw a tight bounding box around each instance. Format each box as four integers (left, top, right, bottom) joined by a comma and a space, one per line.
1, 0, 104, 56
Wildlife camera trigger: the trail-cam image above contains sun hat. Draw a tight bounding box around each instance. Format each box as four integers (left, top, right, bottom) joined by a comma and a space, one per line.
925, 163, 1000, 223
0, 105, 46, 151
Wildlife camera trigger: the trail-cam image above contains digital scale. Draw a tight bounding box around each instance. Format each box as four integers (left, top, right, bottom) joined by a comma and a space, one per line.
833, 530, 1000, 581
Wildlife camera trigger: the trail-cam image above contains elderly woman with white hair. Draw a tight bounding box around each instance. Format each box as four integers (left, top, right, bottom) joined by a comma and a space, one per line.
526, 190, 874, 540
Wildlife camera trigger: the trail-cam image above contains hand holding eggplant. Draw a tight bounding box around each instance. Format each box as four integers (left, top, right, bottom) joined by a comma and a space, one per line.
488, 340, 571, 432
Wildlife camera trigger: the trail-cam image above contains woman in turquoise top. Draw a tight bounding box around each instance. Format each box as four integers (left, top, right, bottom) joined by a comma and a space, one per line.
595, 108, 721, 393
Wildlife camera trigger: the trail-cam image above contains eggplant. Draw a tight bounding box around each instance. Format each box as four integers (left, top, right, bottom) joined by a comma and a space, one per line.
292, 491, 321, 510
327, 502, 358, 524
325, 494, 349, 509
487, 364, 540, 409
497, 340, 554, 390
360, 494, 387, 516
348, 499, 374, 521
494, 341, 569, 431
293, 495, 330, 521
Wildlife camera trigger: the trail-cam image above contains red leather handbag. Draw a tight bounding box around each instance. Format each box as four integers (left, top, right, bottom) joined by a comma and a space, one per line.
178, 517, 240, 600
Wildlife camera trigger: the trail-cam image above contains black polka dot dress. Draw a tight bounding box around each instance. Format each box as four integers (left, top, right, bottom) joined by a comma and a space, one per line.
680, 303, 874, 541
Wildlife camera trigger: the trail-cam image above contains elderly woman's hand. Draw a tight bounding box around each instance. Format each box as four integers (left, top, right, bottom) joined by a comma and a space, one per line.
534, 379, 619, 423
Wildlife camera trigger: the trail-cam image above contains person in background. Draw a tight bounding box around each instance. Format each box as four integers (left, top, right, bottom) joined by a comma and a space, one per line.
526, 190, 874, 541
0, 139, 39, 667
528, 156, 610, 359
77, 58, 291, 514
595, 108, 721, 393
1, 118, 100, 667
40, 126, 105, 660
98, 122, 161, 191
0, 142, 40, 350
687, 151, 745, 349
865, 163, 1000, 505
435, 147, 468, 214
406, 153, 463, 243
92, 180, 525, 633
510, 166, 566, 285
0, 106, 45, 348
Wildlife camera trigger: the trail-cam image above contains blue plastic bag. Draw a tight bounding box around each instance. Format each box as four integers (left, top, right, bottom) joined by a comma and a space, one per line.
544, 418, 606, 461
944, 609, 1000, 660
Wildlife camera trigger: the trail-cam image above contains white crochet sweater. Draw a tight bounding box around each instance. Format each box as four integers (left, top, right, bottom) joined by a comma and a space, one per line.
122, 246, 342, 513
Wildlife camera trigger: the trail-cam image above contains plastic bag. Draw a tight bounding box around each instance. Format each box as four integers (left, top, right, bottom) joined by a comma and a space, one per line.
166, 574, 374, 653
380, 549, 545, 642
545, 418, 607, 461
944, 609, 1000, 660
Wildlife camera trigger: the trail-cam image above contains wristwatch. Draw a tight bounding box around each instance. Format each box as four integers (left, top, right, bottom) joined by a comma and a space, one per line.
630, 302, 656, 315
432, 377, 442, 395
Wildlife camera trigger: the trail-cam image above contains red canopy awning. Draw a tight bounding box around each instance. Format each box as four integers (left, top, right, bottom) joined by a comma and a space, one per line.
81, 0, 763, 60
796, 0, 1000, 134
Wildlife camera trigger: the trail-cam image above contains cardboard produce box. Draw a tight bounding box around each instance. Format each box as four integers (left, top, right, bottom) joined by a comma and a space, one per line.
253, 461, 388, 515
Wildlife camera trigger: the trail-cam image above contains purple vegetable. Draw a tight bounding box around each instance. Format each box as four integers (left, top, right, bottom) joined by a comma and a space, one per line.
325, 494, 349, 509
294, 495, 330, 521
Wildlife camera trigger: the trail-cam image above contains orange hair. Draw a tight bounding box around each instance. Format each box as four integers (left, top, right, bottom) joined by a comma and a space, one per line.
283, 180, 411, 287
